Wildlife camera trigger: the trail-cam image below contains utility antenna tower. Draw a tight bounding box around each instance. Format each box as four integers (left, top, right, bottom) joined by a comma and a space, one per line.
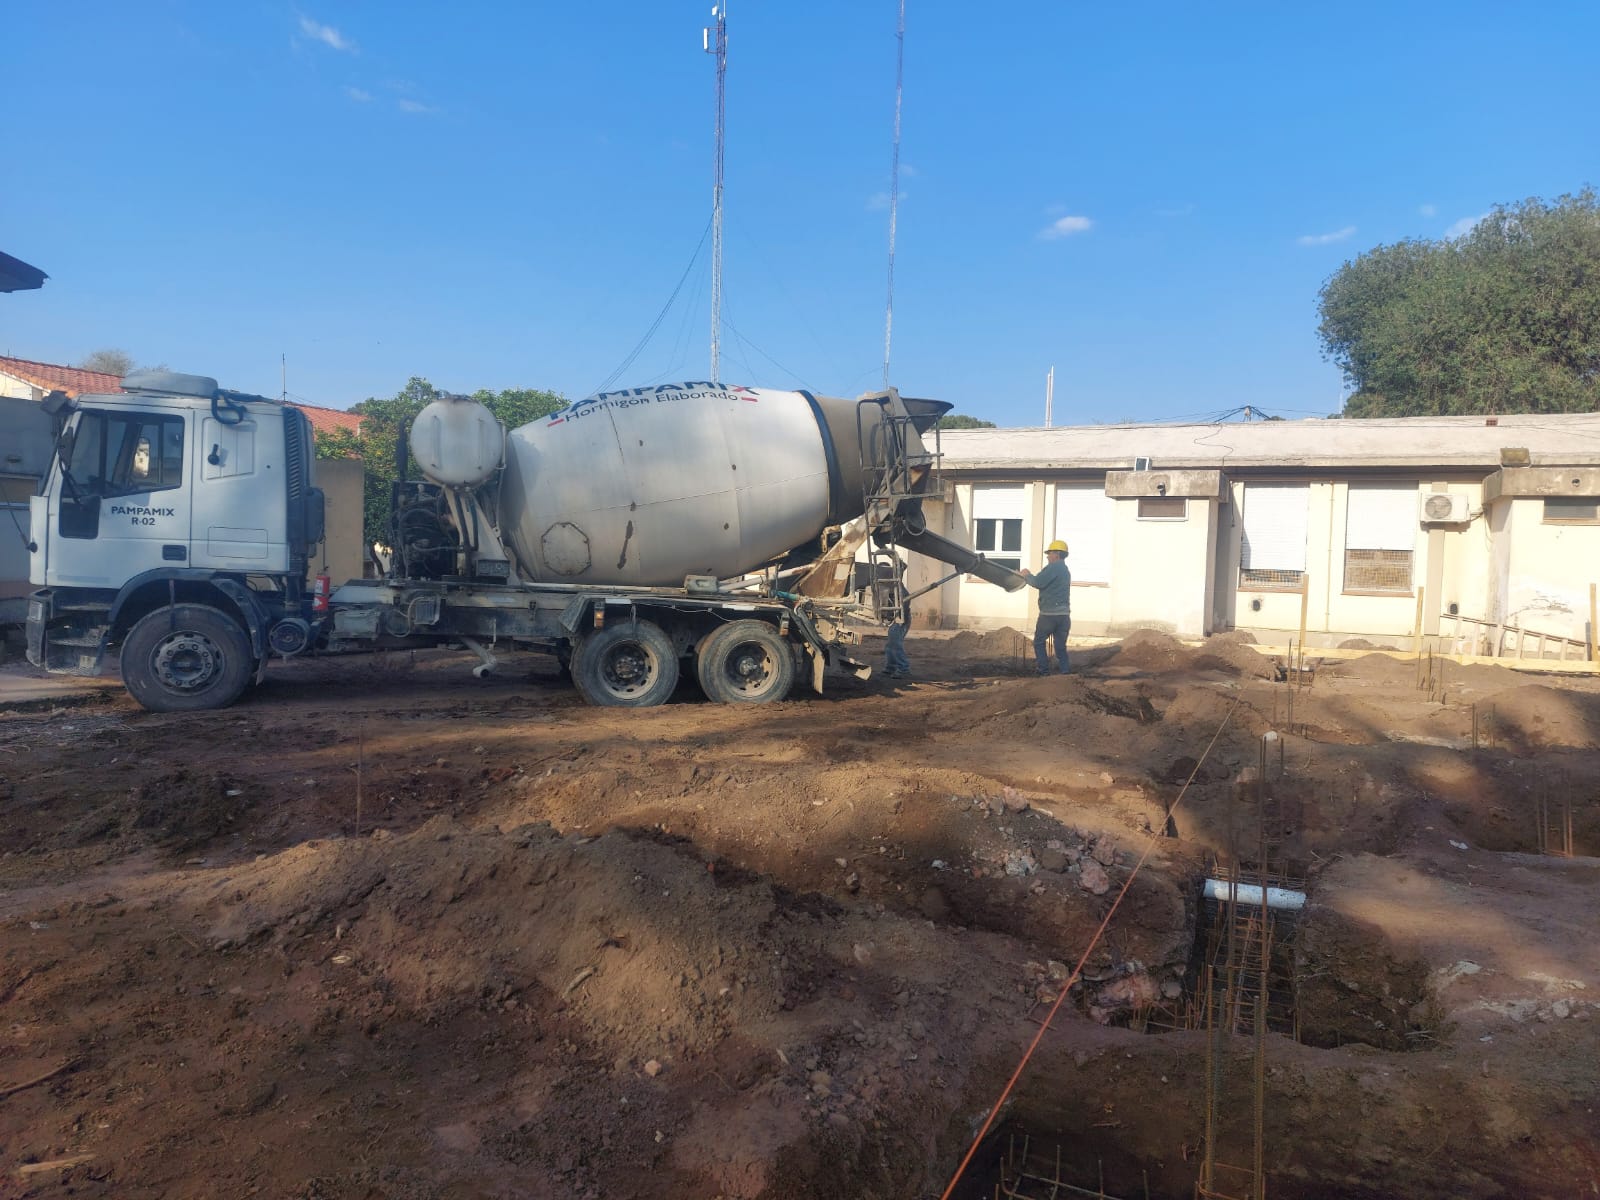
882, 0, 906, 389
704, 2, 728, 382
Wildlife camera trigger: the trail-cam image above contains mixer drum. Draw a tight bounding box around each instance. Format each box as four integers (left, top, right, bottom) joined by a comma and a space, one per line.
498, 384, 854, 585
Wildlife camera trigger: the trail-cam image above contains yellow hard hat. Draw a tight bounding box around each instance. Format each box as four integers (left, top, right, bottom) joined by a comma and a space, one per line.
1046, 539, 1069, 554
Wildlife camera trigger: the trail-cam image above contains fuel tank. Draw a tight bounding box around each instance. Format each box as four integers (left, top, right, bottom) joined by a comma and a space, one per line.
491, 382, 902, 585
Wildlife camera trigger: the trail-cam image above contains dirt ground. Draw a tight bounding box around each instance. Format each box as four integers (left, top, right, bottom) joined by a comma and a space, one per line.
1, 630, 1597, 1199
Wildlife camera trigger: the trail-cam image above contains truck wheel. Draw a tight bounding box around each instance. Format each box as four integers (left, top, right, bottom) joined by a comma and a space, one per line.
697, 620, 795, 704
573, 620, 679, 707
121, 604, 253, 712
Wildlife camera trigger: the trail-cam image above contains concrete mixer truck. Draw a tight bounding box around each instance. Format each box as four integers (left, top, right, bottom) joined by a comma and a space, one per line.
24, 371, 1023, 712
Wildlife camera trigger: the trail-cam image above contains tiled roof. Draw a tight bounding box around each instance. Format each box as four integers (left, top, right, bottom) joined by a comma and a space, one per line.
291, 402, 364, 438
0, 355, 122, 398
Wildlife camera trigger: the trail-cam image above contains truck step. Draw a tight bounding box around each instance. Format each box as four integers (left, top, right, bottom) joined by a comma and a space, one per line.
43, 652, 108, 676
48, 633, 108, 648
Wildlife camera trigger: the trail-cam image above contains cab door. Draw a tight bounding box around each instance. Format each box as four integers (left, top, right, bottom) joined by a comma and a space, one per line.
186, 415, 282, 569
49, 408, 193, 586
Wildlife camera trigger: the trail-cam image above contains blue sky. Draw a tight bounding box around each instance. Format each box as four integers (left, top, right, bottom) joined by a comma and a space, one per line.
5, 2, 1595, 426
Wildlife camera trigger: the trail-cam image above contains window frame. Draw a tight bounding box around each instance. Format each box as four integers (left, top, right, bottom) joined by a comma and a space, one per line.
1542, 497, 1600, 525
1054, 483, 1114, 586
970, 484, 1027, 574
1136, 496, 1186, 521
70, 410, 186, 499
1341, 483, 1417, 596
1238, 482, 1310, 593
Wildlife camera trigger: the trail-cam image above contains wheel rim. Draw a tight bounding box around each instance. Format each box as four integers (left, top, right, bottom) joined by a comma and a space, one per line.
722, 640, 776, 696
598, 640, 659, 699
152, 631, 225, 691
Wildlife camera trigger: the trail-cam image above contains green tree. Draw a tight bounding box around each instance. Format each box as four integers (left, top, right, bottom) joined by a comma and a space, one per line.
473, 386, 565, 429
1318, 188, 1600, 416
936, 413, 997, 429
314, 378, 568, 547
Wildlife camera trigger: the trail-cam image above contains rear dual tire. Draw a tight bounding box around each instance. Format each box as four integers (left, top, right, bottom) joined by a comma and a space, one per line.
570, 617, 797, 707
696, 620, 795, 705
573, 620, 680, 707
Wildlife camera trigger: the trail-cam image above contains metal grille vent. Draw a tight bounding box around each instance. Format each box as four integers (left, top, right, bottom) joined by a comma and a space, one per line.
284, 411, 307, 501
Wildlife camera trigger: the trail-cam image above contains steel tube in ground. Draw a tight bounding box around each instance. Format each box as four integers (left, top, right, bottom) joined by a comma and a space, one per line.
1203, 879, 1307, 911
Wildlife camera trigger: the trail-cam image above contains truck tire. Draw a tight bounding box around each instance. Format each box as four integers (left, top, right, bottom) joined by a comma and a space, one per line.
121, 604, 254, 712
573, 620, 679, 707
696, 620, 796, 704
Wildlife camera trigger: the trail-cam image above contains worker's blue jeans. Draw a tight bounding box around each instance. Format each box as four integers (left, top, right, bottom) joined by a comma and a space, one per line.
1034, 613, 1071, 674
885, 621, 911, 675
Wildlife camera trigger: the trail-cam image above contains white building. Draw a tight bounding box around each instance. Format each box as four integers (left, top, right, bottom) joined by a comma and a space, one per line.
908, 412, 1600, 656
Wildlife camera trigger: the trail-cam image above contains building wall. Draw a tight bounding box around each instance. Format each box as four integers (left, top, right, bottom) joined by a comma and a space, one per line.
1496, 497, 1600, 648
0, 375, 44, 401
920, 468, 1585, 650
1103, 494, 1216, 637
311, 456, 366, 585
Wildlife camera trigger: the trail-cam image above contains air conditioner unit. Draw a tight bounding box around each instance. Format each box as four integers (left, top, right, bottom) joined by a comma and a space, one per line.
1419, 491, 1470, 524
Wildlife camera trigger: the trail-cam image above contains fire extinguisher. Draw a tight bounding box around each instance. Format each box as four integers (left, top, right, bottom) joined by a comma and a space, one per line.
312, 573, 331, 615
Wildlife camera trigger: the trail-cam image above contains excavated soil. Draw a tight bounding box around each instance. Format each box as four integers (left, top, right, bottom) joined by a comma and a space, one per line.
1, 632, 1597, 1199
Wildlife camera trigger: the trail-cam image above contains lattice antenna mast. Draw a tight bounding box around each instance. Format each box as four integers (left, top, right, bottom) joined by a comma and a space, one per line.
882, 0, 906, 389
704, 3, 728, 382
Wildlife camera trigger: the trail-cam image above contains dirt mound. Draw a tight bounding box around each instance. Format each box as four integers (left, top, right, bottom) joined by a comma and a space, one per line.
945, 627, 1032, 661
203, 818, 795, 1058
1110, 629, 1192, 672
29, 767, 258, 855
1192, 635, 1275, 679
1479, 684, 1600, 752
1322, 651, 1420, 685
1109, 629, 1273, 679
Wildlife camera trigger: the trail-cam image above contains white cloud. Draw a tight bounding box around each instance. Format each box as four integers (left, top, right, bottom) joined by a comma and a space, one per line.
343, 86, 372, 103
396, 98, 436, 115
299, 15, 354, 52
1155, 203, 1194, 218
1445, 212, 1488, 239
899, 163, 919, 178
1296, 225, 1356, 246
1038, 215, 1093, 240
867, 191, 907, 212
1419, 203, 1438, 218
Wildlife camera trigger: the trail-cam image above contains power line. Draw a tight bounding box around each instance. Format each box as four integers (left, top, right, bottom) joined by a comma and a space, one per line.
591, 217, 713, 396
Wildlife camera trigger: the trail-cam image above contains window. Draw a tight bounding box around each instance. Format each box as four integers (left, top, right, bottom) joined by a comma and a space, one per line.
1240, 483, 1309, 590
1543, 497, 1600, 523
1055, 484, 1113, 584
1344, 484, 1416, 593
972, 485, 1025, 572
1137, 496, 1186, 520
67, 411, 185, 497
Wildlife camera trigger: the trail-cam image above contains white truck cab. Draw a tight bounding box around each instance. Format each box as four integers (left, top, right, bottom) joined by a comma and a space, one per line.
27, 371, 324, 709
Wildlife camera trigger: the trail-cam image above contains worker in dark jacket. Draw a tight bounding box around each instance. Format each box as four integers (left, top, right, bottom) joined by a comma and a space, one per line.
1020, 539, 1072, 675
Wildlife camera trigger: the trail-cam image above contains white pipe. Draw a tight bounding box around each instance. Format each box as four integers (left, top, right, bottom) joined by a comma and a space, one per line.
1203, 878, 1307, 911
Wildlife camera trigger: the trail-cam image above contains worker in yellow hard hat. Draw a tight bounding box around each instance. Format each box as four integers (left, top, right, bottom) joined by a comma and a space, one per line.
1020, 539, 1072, 675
